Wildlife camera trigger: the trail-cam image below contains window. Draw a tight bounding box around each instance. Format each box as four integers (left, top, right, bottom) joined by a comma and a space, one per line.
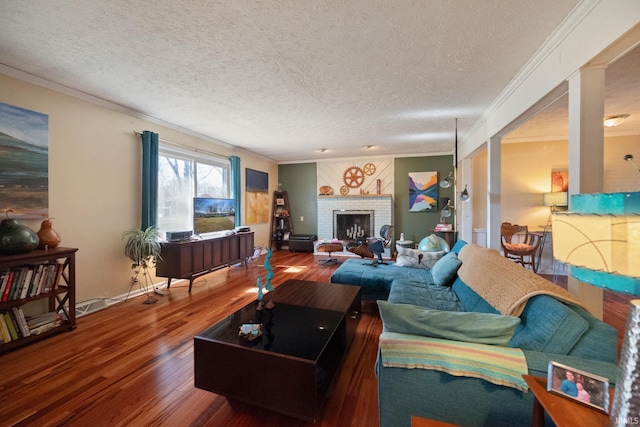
157, 145, 230, 234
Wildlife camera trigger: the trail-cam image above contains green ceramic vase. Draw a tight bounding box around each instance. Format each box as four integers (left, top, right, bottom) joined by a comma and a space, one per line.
0, 218, 40, 255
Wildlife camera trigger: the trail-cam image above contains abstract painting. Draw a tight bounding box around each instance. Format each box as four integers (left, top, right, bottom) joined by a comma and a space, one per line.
408, 171, 437, 212
245, 168, 269, 224
0, 102, 49, 218
552, 170, 568, 192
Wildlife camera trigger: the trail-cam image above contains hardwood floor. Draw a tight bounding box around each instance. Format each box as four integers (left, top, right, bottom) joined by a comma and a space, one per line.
0, 251, 380, 427
0, 251, 631, 426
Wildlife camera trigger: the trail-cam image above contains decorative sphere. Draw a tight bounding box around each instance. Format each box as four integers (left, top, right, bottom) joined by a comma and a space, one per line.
0, 218, 39, 255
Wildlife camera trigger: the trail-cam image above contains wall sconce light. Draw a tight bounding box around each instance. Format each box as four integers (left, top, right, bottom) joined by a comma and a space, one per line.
439, 198, 453, 224
625, 154, 640, 173
603, 114, 630, 127
459, 185, 470, 202
363, 145, 374, 150
440, 172, 454, 188
317, 148, 328, 153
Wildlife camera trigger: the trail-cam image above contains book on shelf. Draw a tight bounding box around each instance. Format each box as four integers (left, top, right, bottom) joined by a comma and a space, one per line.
19, 268, 34, 300
26, 312, 62, 335
11, 307, 30, 338
3, 312, 20, 340
434, 223, 453, 231
0, 270, 14, 302
0, 314, 11, 343
0, 262, 65, 302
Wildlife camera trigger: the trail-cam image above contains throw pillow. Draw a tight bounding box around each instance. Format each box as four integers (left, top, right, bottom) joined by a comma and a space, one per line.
378, 300, 521, 346
431, 251, 462, 286
417, 234, 450, 253
395, 245, 444, 269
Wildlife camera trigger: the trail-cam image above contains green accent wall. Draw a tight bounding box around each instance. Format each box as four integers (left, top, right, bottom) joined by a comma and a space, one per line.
394, 156, 454, 244
278, 163, 318, 235
279, 156, 454, 242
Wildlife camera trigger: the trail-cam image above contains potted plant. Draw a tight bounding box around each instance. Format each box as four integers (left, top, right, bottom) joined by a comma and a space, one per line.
122, 226, 162, 304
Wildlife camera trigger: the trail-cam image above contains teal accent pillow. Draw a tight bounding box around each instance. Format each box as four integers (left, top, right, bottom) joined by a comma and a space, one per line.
378, 300, 521, 346
431, 251, 462, 286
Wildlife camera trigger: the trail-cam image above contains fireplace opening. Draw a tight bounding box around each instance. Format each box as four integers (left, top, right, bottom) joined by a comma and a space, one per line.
333, 210, 374, 241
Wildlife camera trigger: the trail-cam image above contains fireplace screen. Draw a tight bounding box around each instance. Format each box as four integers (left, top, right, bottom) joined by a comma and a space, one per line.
333, 210, 374, 241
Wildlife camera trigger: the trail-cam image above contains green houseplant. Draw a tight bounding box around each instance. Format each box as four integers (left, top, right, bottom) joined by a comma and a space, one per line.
122, 226, 162, 304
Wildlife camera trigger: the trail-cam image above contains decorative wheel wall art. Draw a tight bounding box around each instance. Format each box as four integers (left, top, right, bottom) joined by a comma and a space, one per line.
363, 162, 376, 176
343, 166, 366, 188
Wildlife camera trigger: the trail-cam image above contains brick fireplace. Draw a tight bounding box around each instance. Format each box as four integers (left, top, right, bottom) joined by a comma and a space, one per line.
317, 195, 393, 241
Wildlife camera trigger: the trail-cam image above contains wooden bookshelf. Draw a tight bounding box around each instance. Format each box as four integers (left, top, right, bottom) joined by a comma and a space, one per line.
0, 247, 78, 353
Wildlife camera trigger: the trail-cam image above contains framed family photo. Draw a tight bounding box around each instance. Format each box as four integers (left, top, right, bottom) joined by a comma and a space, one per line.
547, 361, 610, 413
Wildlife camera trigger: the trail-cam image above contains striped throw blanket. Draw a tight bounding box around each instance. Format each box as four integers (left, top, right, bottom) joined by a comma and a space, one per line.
379, 332, 529, 391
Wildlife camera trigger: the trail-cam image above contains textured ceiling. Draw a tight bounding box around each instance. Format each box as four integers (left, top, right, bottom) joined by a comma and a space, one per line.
504, 44, 640, 143
2, 0, 625, 163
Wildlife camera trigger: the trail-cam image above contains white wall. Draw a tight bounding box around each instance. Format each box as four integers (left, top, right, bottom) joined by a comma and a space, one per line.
1, 73, 277, 304
469, 136, 638, 273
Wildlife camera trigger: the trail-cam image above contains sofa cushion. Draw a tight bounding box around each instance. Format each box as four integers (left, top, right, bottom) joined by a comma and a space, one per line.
378, 301, 520, 346
450, 239, 467, 254
508, 295, 589, 355
387, 280, 464, 311
395, 246, 445, 269
330, 258, 433, 300
452, 278, 500, 314
565, 305, 618, 363
430, 252, 462, 286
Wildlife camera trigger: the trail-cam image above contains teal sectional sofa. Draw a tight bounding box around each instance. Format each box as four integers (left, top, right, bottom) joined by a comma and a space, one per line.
330, 240, 618, 427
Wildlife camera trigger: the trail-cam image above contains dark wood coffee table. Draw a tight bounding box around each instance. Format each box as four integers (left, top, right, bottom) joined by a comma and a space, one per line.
193, 279, 361, 422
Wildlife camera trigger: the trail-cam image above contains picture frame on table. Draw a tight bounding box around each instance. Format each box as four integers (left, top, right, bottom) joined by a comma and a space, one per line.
547, 361, 610, 413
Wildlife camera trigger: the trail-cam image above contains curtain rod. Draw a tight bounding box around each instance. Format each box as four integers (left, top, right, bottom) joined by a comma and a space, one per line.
134, 130, 229, 160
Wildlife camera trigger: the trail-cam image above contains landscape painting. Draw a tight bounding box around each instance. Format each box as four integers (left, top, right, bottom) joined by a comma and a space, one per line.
408, 171, 437, 212
0, 102, 49, 218
245, 168, 269, 224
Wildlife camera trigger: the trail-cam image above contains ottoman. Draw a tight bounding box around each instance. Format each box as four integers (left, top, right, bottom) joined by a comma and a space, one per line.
316, 242, 344, 265
289, 234, 317, 252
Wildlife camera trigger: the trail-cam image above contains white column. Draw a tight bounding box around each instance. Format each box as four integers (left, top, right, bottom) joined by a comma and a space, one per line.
458, 156, 473, 243
487, 137, 501, 251
567, 65, 606, 318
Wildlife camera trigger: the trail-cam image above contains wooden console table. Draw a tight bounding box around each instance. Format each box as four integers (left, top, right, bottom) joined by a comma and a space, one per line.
523, 375, 611, 427
156, 232, 254, 292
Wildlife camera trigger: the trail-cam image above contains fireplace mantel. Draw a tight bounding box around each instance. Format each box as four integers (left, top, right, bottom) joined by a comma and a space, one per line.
317, 194, 392, 199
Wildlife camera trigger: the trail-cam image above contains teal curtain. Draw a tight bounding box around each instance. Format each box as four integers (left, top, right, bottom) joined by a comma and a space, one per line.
230, 155, 241, 227
141, 131, 159, 230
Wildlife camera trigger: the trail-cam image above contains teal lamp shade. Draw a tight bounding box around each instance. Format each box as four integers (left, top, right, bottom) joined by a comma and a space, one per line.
552, 192, 640, 423
552, 192, 640, 294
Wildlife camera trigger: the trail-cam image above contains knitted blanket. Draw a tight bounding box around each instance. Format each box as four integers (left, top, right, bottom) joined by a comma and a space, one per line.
379, 332, 528, 391
457, 243, 586, 316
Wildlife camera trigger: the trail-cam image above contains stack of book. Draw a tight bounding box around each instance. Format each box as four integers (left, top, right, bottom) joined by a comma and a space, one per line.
0, 309, 64, 344
434, 223, 453, 231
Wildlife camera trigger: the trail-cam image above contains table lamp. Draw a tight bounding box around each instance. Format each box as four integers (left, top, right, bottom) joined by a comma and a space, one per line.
552, 191, 640, 425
